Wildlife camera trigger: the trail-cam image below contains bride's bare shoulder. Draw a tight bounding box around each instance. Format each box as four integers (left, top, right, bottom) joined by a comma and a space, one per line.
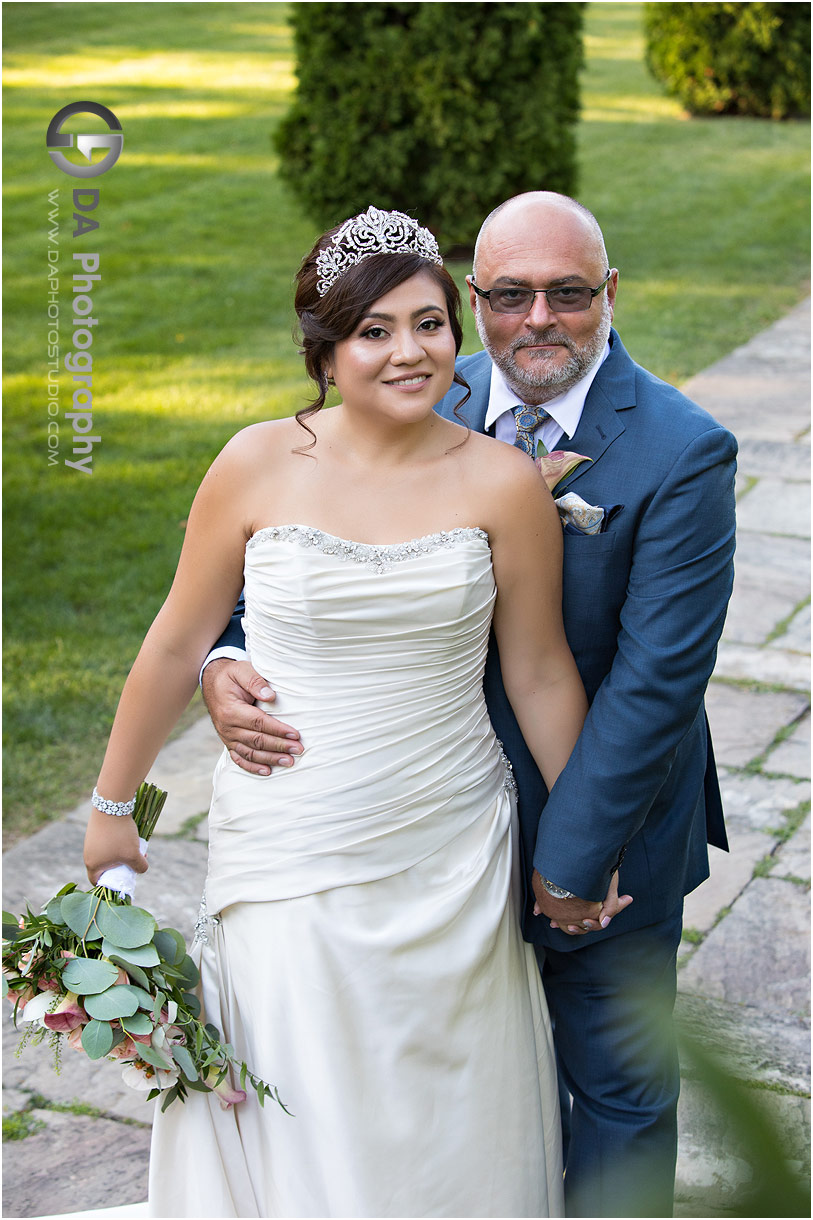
458, 428, 537, 482
452, 428, 551, 522
214, 416, 305, 472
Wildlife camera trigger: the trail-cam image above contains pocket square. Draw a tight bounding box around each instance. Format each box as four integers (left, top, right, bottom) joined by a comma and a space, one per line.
554, 492, 623, 536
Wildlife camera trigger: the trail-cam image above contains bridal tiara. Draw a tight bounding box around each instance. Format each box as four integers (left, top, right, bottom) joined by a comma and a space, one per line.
315, 205, 444, 297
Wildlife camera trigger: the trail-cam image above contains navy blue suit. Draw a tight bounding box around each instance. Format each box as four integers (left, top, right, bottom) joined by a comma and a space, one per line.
435, 332, 737, 1215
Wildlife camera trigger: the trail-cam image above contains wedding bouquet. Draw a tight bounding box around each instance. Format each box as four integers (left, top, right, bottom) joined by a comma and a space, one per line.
2, 783, 290, 1116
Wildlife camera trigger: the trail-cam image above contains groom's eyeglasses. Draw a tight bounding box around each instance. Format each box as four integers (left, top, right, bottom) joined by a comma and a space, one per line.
471, 271, 612, 315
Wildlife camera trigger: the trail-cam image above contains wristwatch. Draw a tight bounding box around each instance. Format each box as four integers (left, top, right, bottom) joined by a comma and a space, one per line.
538, 876, 577, 900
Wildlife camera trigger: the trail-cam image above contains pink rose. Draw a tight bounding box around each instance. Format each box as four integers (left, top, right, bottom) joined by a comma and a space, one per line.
43, 991, 87, 1032
107, 1036, 141, 1061
67, 1026, 87, 1055
6, 982, 36, 1007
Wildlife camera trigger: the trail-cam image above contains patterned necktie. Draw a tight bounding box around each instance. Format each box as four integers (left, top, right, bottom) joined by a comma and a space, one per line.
512, 404, 550, 458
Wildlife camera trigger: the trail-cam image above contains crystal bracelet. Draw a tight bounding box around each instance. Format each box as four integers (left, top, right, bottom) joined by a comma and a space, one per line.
91, 786, 136, 817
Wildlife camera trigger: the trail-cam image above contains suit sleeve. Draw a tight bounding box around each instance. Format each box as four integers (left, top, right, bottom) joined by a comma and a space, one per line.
212, 590, 246, 651
533, 425, 737, 899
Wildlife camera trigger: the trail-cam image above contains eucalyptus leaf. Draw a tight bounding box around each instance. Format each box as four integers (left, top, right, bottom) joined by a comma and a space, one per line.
121, 1012, 153, 1036
61, 892, 102, 939
127, 985, 156, 1011
2, 976, 8, 998
181, 991, 201, 1019
83, 984, 141, 1020
159, 964, 188, 986
106, 958, 150, 991
153, 928, 186, 966
61, 957, 120, 996
101, 939, 160, 968
152, 990, 167, 1024
160, 1083, 181, 1112
171, 1044, 199, 1083
184, 1077, 212, 1093
137, 1041, 174, 1071
177, 955, 200, 988
44, 898, 67, 926
94, 902, 156, 949
54, 883, 78, 897
81, 1019, 115, 1059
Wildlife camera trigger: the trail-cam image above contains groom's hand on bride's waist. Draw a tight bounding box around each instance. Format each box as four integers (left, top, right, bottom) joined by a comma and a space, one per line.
201, 658, 303, 776
531, 869, 633, 936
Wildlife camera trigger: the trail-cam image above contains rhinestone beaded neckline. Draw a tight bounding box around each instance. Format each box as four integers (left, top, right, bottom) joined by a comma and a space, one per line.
246, 524, 489, 573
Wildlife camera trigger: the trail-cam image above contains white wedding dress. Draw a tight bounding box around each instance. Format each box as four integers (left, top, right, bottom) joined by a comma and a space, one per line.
148, 525, 563, 1218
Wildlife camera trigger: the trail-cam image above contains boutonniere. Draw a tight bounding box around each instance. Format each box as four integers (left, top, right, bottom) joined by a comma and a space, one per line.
535, 446, 622, 537
535, 448, 592, 493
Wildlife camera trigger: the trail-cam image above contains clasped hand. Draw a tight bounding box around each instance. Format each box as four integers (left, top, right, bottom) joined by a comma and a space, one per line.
531, 869, 633, 935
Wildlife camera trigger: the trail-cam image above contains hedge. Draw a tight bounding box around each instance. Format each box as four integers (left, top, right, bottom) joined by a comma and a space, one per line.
274, 2, 585, 251
644, 2, 811, 119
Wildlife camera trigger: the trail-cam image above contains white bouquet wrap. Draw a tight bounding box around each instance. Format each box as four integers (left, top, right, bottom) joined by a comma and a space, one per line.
96, 837, 149, 898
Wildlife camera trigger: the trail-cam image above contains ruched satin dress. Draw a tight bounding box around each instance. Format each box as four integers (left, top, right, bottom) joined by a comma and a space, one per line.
148, 525, 563, 1218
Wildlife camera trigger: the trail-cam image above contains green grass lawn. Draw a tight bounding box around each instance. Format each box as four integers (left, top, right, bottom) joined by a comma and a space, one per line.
3, 2, 809, 842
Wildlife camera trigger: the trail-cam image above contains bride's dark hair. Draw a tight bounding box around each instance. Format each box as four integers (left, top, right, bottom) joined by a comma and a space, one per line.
293, 228, 471, 448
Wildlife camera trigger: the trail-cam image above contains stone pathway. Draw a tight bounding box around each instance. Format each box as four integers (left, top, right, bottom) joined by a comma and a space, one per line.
672, 299, 811, 1216
3, 302, 810, 1218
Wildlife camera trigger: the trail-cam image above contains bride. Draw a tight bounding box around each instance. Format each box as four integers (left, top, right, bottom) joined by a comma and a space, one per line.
84, 207, 623, 1218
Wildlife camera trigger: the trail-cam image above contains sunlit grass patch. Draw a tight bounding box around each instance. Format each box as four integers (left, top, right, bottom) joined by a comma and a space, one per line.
2, 2, 809, 840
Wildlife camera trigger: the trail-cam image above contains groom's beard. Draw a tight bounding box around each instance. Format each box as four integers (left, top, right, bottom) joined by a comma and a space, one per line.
476, 295, 612, 405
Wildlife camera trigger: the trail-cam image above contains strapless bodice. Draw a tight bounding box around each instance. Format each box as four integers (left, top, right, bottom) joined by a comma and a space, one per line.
205, 525, 511, 910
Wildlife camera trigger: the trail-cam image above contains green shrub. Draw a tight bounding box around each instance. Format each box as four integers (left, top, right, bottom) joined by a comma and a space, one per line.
644, 3, 811, 118
275, 2, 585, 251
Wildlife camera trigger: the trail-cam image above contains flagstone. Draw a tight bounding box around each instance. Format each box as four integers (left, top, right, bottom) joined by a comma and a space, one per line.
679, 877, 810, 1018
2, 1110, 150, 1219
712, 642, 810, 691
765, 710, 811, 780
705, 685, 810, 768
769, 815, 811, 882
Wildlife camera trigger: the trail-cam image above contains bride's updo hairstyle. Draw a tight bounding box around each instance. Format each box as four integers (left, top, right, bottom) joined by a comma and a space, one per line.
293, 207, 470, 446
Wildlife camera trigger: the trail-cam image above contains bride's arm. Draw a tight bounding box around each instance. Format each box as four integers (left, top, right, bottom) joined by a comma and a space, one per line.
486, 451, 631, 933
488, 455, 587, 793
84, 435, 255, 881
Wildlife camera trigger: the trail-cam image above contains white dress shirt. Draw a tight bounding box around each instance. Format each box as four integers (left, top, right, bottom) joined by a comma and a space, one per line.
485, 341, 610, 452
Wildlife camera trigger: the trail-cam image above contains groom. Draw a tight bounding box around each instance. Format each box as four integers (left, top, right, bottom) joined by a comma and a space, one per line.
201, 192, 737, 1217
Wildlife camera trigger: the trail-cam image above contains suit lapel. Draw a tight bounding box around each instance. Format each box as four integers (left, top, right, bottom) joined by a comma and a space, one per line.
454, 354, 492, 432
553, 330, 636, 494
446, 333, 639, 494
